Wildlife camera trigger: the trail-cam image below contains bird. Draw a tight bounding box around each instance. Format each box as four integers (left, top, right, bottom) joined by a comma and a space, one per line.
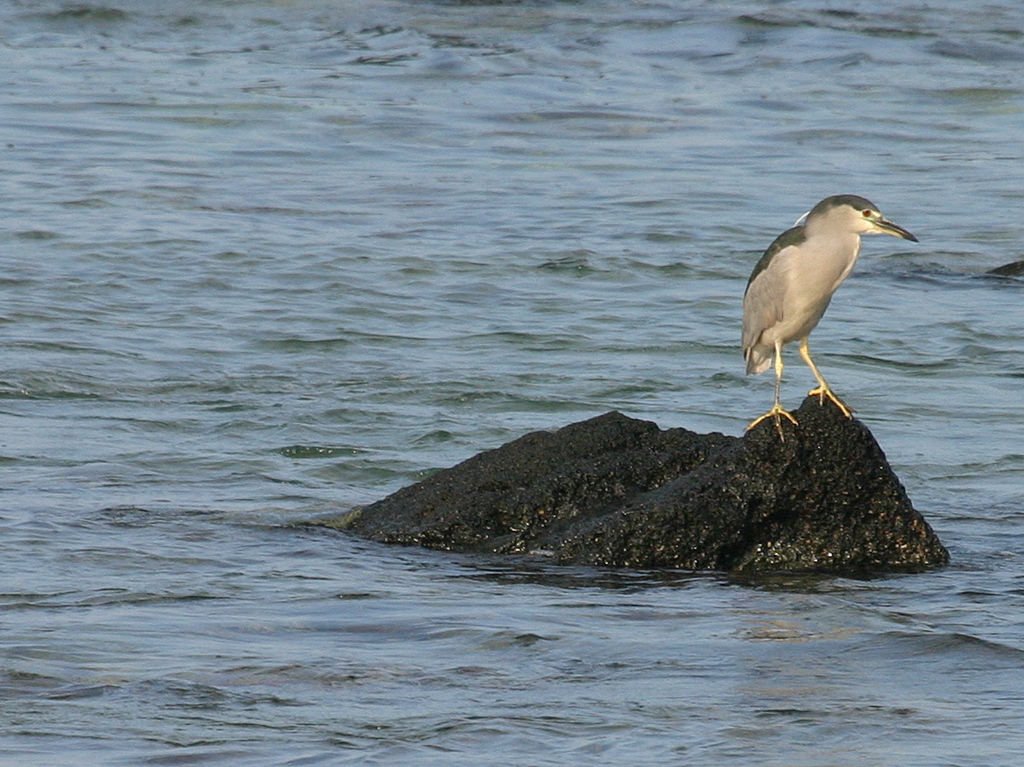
742, 195, 918, 436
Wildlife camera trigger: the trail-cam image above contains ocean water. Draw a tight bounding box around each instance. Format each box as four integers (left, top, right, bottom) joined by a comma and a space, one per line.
2, 0, 1023, 764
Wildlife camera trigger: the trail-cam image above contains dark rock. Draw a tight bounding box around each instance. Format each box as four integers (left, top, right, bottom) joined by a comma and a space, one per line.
987, 260, 1024, 277
323, 398, 949, 573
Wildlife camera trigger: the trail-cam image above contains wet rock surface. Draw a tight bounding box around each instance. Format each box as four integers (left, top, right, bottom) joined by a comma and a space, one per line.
324, 398, 949, 573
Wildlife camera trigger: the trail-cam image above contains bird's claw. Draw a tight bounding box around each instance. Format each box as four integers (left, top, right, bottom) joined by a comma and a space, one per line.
807, 385, 854, 418
746, 405, 799, 440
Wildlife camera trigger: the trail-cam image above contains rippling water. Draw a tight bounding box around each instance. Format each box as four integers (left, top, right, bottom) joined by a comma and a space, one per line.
2, 0, 1024, 764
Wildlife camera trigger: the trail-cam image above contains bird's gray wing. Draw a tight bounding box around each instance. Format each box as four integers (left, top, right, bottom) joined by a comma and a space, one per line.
742, 226, 805, 352
744, 226, 806, 294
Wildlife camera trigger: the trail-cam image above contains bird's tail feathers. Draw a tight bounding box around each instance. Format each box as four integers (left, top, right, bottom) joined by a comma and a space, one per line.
744, 346, 772, 376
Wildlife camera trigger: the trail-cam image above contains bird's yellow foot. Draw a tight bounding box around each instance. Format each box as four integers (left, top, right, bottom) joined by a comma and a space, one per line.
808, 385, 853, 418
746, 404, 799, 440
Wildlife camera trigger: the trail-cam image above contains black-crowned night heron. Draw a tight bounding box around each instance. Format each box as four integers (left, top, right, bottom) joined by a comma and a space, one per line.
743, 194, 918, 434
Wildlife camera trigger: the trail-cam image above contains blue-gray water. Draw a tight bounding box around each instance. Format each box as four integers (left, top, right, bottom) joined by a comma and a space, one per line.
2, 1, 1023, 764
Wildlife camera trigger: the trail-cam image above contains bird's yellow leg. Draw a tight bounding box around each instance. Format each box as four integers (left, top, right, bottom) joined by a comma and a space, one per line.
747, 341, 798, 438
798, 338, 853, 418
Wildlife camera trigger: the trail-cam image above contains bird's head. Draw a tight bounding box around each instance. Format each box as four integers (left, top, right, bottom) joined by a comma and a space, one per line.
806, 195, 918, 242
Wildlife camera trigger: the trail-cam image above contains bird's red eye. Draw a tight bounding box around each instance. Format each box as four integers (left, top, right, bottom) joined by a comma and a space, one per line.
862, 209, 872, 217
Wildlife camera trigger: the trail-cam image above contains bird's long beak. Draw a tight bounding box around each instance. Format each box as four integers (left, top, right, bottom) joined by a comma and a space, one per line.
873, 217, 918, 242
